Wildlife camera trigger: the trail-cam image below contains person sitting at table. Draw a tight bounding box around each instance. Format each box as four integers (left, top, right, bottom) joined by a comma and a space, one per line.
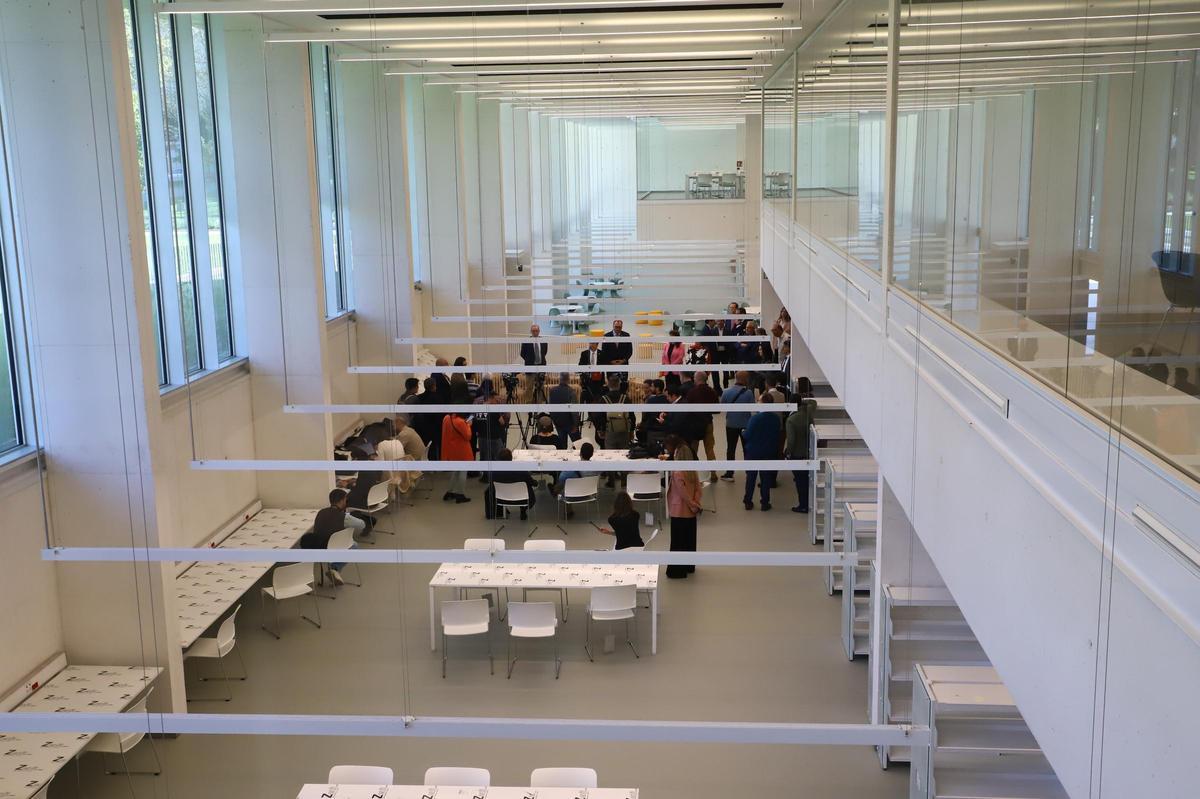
484, 448, 536, 520
376, 416, 426, 497
555, 441, 594, 517
530, 414, 561, 448
598, 491, 645, 550
301, 489, 364, 585
343, 450, 383, 532
360, 417, 395, 450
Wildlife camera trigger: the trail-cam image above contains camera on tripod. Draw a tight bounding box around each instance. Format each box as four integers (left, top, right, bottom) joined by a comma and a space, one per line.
501, 373, 520, 397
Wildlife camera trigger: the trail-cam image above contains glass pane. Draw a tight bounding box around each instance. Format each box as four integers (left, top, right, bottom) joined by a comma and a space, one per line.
311, 44, 345, 318
157, 12, 202, 375
122, 0, 167, 385
0, 260, 18, 454
192, 15, 232, 362
635, 117, 744, 200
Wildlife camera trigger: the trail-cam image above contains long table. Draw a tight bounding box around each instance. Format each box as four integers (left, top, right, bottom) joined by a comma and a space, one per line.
176, 508, 318, 649
0, 665, 161, 799
511, 448, 630, 463
429, 562, 660, 654
299, 786, 638, 799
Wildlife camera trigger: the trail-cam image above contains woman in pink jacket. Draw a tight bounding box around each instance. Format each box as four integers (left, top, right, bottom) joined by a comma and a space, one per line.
665, 441, 704, 578
661, 327, 685, 378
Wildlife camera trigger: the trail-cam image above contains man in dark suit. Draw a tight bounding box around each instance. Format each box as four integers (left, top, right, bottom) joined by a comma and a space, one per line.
547, 372, 579, 449
602, 319, 632, 386
577, 341, 608, 401
718, 302, 743, 387
520, 323, 548, 366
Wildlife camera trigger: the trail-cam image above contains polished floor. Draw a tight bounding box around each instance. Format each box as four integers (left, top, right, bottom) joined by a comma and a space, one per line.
53, 457, 907, 798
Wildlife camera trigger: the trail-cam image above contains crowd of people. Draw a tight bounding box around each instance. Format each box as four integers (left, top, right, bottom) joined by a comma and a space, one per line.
305, 305, 814, 586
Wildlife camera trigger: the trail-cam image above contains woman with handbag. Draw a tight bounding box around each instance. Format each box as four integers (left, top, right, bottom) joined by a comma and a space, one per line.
665, 441, 704, 578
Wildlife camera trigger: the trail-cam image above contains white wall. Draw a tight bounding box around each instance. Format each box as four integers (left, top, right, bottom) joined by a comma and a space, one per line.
637, 121, 740, 192
0, 463, 63, 690
636, 200, 747, 241
159, 371, 258, 547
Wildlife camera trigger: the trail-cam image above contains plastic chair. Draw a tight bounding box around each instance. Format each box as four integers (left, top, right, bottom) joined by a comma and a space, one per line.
440, 599, 493, 678
522, 539, 569, 619
614, 529, 659, 609
348, 481, 394, 535
424, 767, 491, 786
558, 476, 601, 528
328, 765, 394, 785
462, 539, 505, 617
585, 585, 639, 661
184, 604, 246, 701
86, 689, 161, 795
530, 767, 599, 788
718, 172, 738, 198
260, 562, 322, 639
493, 481, 537, 537
506, 601, 561, 678
31, 780, 51, 799
626, 473, 663, 523
327, 527, 363, 587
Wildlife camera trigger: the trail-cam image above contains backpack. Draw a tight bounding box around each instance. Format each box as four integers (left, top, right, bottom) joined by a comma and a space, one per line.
605, 393, 631, 434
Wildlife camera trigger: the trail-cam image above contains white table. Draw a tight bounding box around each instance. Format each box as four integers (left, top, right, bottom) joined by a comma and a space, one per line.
299, 787, 637, 799
176, 508, 318, 649
0, 665, 161, 799
511, 448, 630, 464
430, 562, 660, 653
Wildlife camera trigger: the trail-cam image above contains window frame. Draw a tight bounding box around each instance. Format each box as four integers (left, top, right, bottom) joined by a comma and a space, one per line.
0, 93, 30, 459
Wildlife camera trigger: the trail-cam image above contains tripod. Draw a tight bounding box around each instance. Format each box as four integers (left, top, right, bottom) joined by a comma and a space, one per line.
524, 374, 550, 444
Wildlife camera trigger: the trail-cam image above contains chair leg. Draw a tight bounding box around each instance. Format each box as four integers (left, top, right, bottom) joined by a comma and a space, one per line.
302, 593, 323, 628
487, 631, 494, 676
261, 595, 281, 640
507, 635, 517, 678
627, 616, 640, 658
584, 613, 594, 662
233, 646, 248, 680
554, 634, 561, 679
442, 631, 448, 678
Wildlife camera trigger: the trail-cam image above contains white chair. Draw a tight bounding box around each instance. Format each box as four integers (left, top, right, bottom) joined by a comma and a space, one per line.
440, 599, 493, 678
585, 585, 639, 661
570, 436, 596, 451
493, 480, 537, 537
528, 442, 560, 489
423, 766, 491, 786
184, 604, 246, 701
558, 475, 601, 530
462, 538, 505, 617
260, 562, 322, 639
328, 765, 394, 785
626, 472, 664, 523
31, 780, 50, 799
522, 539, 569, 620
506, 601, 561, 679
86, 691, 161, 795
348, 480, 394, 535
530, 767, 599, 788
327, 527, 363, 587
614, 530, 659, 609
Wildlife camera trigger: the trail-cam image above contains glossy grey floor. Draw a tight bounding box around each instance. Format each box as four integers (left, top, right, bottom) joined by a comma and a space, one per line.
54, 469, 906, 799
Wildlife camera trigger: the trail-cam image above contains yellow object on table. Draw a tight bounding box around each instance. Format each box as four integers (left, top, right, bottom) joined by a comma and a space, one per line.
588, 328, 605, 337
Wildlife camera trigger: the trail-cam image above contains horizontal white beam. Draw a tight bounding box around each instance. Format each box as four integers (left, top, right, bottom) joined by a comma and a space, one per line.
190, 459, 819, 472
350, 363, 781, 374
430, 313, 760, 322
0, 711, 927, 747
288, 402, 794, 413
43, 547, 848, 567
395, 335, 770, 344
153, 0, 750, 14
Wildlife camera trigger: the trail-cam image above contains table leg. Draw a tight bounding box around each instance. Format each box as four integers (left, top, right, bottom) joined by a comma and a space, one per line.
429, 585, 437, 651
651, 588, 658, 655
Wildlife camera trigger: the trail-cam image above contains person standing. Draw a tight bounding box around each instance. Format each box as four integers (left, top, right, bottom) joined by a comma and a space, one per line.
742, 395, 781, 511
520, 323, 549, 366
661, 327, 685, 378
440, 412, 474, 503
665, 443, 704, 579
785, 386, 818, 513
719, 370, 756, 481
602, 319, 633, 383
686, 371, 721, 483
547, 372, 579, 449
577, 342, 607, 401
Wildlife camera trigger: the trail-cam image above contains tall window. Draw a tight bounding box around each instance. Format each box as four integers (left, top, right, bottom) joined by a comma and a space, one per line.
123, 2, 238, 386
156, 13, 203, 374
122, 0, 167, 385
191, 15, 233, 361
310, 44, 349, 317
0, 239, 19, 455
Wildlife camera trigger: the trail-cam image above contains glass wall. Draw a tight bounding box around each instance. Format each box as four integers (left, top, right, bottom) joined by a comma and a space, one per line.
635, 117, 744, 199
762, 55, 794, 211
0, 217, 17, 455
894, 0, 1200, 484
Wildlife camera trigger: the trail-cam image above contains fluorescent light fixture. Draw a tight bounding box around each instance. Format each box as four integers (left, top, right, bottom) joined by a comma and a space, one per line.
268, 25, 801, 44
155, 0, 774, 14
387, 64, 768, 76
343, 48, 784, 62
907, 10, 1200, 27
